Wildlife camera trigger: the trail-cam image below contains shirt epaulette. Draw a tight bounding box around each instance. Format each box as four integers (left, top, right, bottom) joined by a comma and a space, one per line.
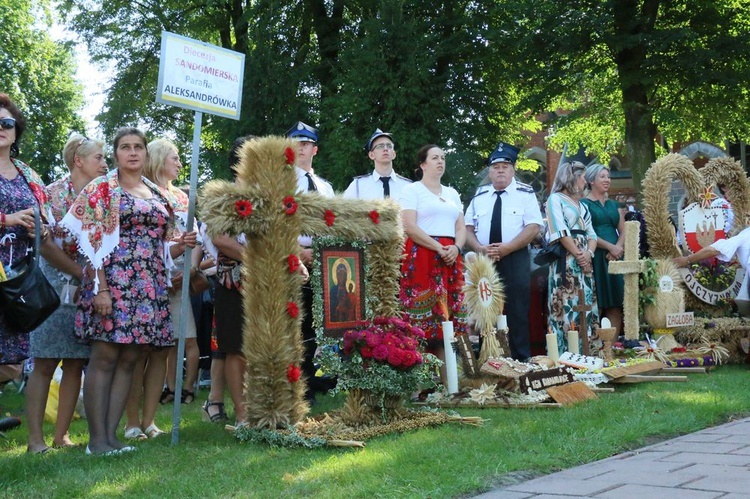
516, 182, 535, 193
394, 173, 412, 183
472, 185, 492, 198
353, 174, 369, 179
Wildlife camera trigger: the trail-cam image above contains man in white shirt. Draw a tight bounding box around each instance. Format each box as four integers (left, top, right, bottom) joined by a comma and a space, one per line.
286, 121, 335, 403
465, 142, 543, 361
343, 128, 411, 200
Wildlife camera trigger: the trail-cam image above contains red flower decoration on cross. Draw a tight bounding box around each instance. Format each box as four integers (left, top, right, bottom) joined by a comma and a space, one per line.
284, 147, 295, 166
286, 364, 301, 383
324, 209, 336, 226
368, 210, 380, 224
287, 254, 300, 273
283, 196, 298, 215
286, 301, 299, 318
234, 199, 253, 218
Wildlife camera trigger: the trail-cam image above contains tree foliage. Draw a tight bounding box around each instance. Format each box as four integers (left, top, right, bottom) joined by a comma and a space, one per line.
60, 0, 538, 197
60, 0, 750, 196
0, 0, 84, 181
489, 0, 750, 188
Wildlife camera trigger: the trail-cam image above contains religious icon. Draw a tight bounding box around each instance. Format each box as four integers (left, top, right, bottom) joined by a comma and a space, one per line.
319, 245, 365, 336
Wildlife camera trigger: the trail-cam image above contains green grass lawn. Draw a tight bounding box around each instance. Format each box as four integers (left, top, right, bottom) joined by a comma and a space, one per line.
2, 366, 749, 498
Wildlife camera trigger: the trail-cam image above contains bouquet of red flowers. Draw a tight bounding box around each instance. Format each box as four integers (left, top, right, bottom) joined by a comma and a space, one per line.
342, 317, 425, 369
320, 316, 440, 400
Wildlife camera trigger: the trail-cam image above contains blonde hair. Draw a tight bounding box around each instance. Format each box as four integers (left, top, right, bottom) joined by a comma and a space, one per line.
62, 133, 105, 170
145, 138, 179, 191
551, 161, 586, 194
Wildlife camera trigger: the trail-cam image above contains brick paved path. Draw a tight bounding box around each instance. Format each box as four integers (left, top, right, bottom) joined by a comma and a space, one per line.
475, 417, 750, 498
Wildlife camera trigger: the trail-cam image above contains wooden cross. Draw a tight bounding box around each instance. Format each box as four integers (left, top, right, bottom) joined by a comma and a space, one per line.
608, 220, 645, 340
573, 288, 592, 355
200, 137, 403, 429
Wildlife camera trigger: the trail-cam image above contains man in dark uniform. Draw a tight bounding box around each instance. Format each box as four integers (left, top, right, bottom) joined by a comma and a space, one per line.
464, 142, 543, 361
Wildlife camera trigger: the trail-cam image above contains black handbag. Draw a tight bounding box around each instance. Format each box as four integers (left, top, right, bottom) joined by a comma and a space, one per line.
533, 241, 565, 267
0, 205, 60, 332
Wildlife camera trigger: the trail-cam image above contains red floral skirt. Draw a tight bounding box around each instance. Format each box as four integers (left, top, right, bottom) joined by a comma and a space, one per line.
399, 237, 467, 341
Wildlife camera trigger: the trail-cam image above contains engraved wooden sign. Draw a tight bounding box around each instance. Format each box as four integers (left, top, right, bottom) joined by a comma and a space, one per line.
518, 367, 574, 394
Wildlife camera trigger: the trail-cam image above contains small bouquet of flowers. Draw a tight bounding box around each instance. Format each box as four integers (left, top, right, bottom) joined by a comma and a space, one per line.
689, 258, 739, 292
319, 316, 440, 404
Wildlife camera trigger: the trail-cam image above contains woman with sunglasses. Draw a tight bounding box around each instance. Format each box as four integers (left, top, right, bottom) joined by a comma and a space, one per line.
25, 133, 108, 453
0, 94, 78, 368
545, 161, 599, 353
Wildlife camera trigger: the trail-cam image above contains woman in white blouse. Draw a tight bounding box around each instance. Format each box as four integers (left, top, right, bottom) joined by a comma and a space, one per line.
398, 144, 468, 383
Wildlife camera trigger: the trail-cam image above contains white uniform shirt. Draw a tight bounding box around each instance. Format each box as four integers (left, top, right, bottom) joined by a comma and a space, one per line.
464, 178, 543, 244
398, 182, 463, 237
295, 166, 334, 247
342, 170, 412, 200
295, 166, 335, 198
711, 226, 750, 302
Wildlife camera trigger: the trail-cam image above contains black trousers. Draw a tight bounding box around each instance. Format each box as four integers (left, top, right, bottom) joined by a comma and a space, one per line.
494, 248, 532, 360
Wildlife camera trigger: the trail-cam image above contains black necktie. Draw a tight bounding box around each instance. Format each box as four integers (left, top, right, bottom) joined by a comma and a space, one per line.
379, 176, 391, 198
306, 172, 317, 192
489, 190, 505, 244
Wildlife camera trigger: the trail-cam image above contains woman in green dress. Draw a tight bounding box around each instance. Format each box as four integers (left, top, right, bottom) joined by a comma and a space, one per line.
581, 164, 624, 336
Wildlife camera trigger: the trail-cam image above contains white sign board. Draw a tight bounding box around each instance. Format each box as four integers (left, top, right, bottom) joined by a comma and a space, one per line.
666, 312, 694, 328
156, 31, 245, 120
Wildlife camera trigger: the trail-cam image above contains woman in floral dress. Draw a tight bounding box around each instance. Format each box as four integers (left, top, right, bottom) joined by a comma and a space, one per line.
546, 161, 599, 352
123, 138, 201, 441
25, 134, 107, 453
62, 127, 195, 455
0, 94, 65, 366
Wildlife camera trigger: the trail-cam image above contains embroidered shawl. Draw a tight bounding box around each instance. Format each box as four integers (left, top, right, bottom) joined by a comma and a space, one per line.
12, 158, 53, 222
61, 169, 177, 277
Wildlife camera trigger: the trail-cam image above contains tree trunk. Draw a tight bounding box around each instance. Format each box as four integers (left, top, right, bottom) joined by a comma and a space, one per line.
622, 91, 656, 196
612, 0, 660, 197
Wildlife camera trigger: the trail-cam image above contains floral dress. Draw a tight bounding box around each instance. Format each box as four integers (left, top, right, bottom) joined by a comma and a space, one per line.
546, 192, 599, 352
0, 159, 49, 364
75, 191, 173, 346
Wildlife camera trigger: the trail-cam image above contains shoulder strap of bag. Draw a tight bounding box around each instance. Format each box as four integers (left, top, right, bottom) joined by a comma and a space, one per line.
32, 204, 41, 267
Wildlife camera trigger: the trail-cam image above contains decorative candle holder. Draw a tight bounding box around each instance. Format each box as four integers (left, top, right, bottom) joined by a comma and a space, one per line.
598, 327, 618, 361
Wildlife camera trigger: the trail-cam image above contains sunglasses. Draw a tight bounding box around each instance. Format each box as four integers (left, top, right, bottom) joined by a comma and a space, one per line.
0, 118, 16, 130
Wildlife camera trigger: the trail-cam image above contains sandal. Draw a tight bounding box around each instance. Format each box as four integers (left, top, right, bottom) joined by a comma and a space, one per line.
202, 400, 228, 423
159, 388, 175, 405
181, 389, 195, 404
143, 423, 165, 438
123, 427, 147, 441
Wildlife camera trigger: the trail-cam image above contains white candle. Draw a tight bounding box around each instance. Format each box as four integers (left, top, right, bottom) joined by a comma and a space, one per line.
442, 321, 459, 394
497, 314, 507, 330
567, 330, 579, 354
601, 317, 611, 329
546, 333, 559, 365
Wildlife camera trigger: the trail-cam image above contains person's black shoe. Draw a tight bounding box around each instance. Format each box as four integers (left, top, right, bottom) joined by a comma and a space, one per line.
0, 416, 21, 438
